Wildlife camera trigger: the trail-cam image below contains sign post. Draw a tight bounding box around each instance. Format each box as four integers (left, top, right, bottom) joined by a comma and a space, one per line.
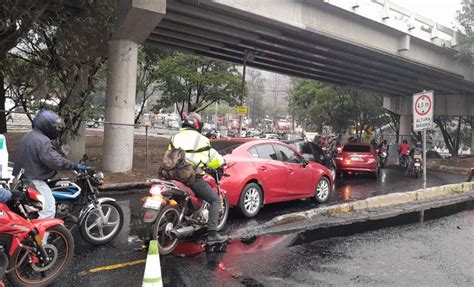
142, 114, 152, 173
413, 90, 434, 185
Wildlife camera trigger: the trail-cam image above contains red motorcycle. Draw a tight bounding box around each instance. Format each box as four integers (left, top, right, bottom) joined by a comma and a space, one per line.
0, 170, 74, 287
142, 168, 229, 255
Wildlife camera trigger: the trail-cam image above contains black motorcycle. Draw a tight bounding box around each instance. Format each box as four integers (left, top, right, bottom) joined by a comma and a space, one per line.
48, 158, 124, 245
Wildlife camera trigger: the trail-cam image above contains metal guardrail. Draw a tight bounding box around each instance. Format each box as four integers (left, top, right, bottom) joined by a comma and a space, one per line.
326, 0, 460, 49
0, 110, 139, 128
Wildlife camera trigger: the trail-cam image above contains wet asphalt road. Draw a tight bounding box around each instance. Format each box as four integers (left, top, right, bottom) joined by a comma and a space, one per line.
49, 167, 467, 287
159, 210, 474, 286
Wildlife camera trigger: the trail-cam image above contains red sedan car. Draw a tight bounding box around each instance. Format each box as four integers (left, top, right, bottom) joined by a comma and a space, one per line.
335, 143, 379, 179
212, 138, 334, 218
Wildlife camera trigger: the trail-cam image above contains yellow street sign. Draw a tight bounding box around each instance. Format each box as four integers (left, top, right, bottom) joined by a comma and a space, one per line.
236, 106, 248, 116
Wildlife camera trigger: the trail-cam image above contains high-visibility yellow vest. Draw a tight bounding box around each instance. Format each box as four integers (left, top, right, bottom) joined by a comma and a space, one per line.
169, 128, 225, 171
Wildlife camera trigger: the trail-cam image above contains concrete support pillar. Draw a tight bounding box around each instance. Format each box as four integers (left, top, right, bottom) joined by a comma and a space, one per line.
399, 114, 412, 143
103, 39, 138, 172
101, 0, 166, 173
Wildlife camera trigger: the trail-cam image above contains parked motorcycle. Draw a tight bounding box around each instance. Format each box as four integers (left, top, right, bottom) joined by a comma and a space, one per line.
48, 158, 124, 245
142, 168, 230, 255
0, 169, 74, 287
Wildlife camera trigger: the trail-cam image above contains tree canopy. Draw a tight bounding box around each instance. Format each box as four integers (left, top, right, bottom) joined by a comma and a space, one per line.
289, 80, 392, 139
456, 0, 473, 65
3, 1, 116, 144
155, 53, 243, 118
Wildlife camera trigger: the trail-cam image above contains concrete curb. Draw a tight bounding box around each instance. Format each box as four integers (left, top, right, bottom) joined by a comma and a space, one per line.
232, 182, 474, 238
269, 182, 474, 226
142, 240, 163, 287
426, 162, 471, 175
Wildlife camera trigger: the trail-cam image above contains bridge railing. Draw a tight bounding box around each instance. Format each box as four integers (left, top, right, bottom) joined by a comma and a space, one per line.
324, 0, 460, 50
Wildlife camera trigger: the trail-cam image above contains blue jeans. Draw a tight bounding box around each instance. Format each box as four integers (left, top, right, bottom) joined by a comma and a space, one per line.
31, 180, 56, 219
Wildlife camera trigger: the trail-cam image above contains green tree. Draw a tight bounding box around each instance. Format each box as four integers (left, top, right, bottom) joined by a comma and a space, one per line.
289, 80, 390, 138
156, 53, 242, 118
456, 0, 473, 65
135, 46, 170, 124
434, 116, 471, 156
4, 1, 116, 147
0, 0, 51, 133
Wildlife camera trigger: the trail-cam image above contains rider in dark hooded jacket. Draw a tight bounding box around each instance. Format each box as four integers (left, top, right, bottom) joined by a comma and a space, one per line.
13, 110, 84, 219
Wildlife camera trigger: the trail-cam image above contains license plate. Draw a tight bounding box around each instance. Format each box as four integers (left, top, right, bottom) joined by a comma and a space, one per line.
414, 163, 421, 167
351, 156, 362, 161
143, 198, 163, 210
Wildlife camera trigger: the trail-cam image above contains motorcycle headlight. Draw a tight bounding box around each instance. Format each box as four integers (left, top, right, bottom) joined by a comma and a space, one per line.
93, 171, 105, 184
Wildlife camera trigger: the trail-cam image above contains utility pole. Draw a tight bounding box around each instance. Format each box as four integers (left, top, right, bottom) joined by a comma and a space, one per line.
239, 51, 254, 137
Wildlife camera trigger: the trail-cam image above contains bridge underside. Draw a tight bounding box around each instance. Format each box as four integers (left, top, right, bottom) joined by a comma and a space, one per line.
145, 0, 474, 97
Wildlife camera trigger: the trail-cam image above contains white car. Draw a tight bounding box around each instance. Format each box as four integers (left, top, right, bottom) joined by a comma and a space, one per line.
86, 121, 99, 128
169, 120, 180, 129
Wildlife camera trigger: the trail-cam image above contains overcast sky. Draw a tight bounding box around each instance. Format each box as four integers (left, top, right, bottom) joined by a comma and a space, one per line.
391, 0, 462, 28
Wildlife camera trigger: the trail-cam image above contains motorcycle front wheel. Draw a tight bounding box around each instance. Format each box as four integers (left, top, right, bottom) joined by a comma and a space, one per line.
152, 205, 181, 255
80, 201, 124, 245
216, 195, 229, 232
7, 224, 74, 287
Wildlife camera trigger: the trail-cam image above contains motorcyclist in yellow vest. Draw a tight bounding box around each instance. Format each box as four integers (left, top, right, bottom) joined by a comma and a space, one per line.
169, 112, 227, 244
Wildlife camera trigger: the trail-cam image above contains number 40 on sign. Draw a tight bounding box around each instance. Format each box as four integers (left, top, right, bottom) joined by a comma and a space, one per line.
413, 91, 434, 131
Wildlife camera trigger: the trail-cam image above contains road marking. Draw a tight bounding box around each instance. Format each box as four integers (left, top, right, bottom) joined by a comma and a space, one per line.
79, 259, 146, 276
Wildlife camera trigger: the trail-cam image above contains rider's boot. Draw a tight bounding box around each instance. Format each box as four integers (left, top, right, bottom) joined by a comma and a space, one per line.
207, 231, 227, 244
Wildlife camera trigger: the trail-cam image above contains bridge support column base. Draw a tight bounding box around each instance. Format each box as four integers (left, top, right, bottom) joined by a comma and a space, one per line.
399, 114, 412, 143
103, 39, 138, 173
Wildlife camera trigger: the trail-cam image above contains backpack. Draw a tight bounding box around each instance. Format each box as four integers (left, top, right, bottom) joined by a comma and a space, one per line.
158, 147, 196, 185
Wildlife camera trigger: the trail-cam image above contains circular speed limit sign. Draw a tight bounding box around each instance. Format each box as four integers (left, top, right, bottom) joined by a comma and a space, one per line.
414, 95, 432, 116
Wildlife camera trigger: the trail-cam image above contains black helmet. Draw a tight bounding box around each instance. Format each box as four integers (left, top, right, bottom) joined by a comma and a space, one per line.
182, 112, 203, 132
402, 139, 408, 144
32, 110, 64, 140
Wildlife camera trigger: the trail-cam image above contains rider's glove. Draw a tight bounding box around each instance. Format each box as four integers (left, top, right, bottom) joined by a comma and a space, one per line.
74, 164, 86, 173
10, 190, 25, 201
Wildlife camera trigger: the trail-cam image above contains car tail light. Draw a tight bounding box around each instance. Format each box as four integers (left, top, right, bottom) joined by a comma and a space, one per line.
336, 156, 343, 161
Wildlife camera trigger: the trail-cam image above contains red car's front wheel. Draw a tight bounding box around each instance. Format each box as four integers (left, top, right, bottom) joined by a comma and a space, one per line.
314, 177, 331, 203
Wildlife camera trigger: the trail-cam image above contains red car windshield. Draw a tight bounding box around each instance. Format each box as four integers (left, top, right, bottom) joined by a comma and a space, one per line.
343, 145, 371, 153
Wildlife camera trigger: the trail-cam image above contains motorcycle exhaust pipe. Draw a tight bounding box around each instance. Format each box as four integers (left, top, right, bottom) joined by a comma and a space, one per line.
171, 226, 195, 238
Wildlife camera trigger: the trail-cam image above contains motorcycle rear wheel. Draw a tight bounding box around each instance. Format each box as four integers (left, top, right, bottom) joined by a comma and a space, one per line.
7, 224, 74, 287
152, 205, 181, 255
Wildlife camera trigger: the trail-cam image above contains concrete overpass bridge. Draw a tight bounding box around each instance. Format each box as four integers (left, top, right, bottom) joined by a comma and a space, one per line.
103, 0, 474, 172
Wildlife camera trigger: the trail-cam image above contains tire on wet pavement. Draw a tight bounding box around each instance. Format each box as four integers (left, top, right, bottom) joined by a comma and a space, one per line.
239, 183, 263, 218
